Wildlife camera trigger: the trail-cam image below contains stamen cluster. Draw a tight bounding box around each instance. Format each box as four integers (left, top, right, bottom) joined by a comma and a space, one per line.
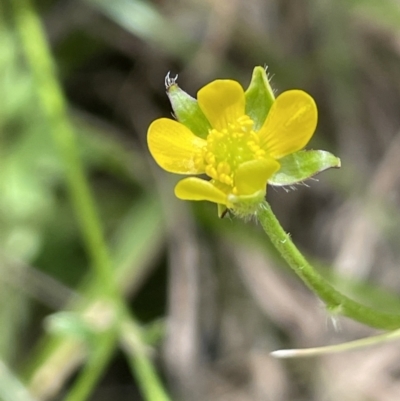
195, 115, 267, 193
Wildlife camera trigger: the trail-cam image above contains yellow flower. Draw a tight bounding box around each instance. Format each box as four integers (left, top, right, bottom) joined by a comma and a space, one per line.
147, 78, 317, 214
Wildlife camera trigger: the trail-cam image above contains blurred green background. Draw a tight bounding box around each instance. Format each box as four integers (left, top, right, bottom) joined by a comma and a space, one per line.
2, 0, 400, 400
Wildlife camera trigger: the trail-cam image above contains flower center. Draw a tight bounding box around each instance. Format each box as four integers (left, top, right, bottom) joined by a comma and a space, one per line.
195, 115, 266, 193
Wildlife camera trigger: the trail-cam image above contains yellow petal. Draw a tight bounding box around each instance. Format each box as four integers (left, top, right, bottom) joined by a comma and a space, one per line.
174, 177, 228, 205
197, 80, 245, 131
258, 90, 317, 159
235, 158, 280, 195
147, 118, 206, 174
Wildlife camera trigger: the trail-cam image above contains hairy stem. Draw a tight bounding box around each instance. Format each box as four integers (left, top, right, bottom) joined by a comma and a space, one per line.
257, 201, 400, 330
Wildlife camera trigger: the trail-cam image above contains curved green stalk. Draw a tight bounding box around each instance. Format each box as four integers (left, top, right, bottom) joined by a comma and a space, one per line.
12, 1, 171, 400
257, 201, 400, 330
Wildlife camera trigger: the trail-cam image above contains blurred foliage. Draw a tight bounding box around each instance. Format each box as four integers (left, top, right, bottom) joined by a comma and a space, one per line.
2, 0, 400, 400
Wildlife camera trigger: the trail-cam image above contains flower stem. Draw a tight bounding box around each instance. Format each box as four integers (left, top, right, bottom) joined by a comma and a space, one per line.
63, 328, 118, 401
120, 318, 171, 401
257, 201, 400, 330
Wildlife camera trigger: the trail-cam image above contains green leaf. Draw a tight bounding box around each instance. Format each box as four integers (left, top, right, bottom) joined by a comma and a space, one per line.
85, 0, 192, 58
167, 82, 211, 139
245, 66, 275, 131
268, 150, 341, 186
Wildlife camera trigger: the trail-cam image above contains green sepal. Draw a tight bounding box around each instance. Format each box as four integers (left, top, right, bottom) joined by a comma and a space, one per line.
268, 150, 341, 186
218, 203, 228, 218
228, 189, 266, 218
245, 66, 275, 131
167, 83, 211, 139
